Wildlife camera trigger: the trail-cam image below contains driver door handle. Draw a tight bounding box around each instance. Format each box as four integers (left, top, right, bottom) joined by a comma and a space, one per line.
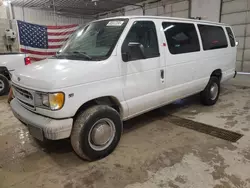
160, 70, 164, 79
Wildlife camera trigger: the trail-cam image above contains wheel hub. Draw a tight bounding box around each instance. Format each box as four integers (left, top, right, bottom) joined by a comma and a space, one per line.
0, 80, 4, 92
91, 122, 112, 146
88, 118, 116, 151
210, 83, 218, 100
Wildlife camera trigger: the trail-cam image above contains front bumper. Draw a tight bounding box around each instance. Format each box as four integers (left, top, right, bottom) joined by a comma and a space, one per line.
10, 98, 73, 140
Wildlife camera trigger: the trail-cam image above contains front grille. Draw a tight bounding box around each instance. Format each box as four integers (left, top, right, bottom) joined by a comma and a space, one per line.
13, 84, 35, 111
18, 99, 35, 109
14, 86, 33, 100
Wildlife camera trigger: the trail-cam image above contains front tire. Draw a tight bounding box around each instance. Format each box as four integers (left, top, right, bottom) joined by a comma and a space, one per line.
200, 76, 220, 106
0, 74, 10, 96
71, 105, 122, 161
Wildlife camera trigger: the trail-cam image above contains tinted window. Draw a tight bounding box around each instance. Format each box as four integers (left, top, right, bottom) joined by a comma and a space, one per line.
226, 27, 236, 47
162, 22, 200, 54
198, 25, 228, 50
122, 21, 159, 61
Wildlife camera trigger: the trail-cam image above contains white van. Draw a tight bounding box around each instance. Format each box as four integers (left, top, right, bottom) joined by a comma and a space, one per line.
10, 16, 237, 161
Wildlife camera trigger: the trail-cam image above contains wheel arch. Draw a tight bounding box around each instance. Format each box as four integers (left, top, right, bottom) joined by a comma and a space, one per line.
211, 69, 222, 81
74, 96, 123, 119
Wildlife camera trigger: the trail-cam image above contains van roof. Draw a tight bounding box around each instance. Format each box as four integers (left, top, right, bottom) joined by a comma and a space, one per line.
96, 16, 228, 27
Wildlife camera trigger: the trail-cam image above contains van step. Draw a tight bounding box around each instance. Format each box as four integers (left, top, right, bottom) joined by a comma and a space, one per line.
165, 115, 243, 142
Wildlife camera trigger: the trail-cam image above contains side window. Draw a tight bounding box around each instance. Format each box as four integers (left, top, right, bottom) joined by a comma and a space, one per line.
122, 21, 159, 61
162, 22, 200, 54
198, 25, 228, 50
226, 27, 236, 47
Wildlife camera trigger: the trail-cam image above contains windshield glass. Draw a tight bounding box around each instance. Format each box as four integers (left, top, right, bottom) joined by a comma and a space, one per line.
56, 19, 128, 61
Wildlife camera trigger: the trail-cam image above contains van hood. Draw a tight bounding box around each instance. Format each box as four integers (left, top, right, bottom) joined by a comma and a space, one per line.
12, 58, 114, 91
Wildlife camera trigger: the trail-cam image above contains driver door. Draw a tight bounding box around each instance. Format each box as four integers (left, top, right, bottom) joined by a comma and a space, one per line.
120, 20, 165, 117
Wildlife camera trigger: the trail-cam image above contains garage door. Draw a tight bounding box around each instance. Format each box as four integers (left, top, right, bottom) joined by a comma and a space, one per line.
221, 0, 250, 72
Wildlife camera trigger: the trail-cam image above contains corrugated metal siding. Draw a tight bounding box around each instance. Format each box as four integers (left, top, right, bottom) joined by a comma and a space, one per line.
149, 0, 188, 17
0, 5, 7, 19
144, 0, 189, 18
13, 6, 91, 25
99, 9, 124, 19
191, 0, 221, 22
125, 5, 143, 16
221, 0, 250, 72
104, 0, 190, 18
0, 18, 10, 52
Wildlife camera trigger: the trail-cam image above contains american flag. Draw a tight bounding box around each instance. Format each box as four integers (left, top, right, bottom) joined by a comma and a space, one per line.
17, 20, 79, 61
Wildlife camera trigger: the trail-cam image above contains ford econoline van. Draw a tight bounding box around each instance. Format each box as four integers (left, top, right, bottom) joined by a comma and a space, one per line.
10, 16, 237, 161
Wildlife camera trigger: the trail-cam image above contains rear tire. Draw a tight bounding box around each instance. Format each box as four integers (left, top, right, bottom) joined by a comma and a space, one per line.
200, 76, 220, 106
71, 105, 122, 161
0, 74, 10, 96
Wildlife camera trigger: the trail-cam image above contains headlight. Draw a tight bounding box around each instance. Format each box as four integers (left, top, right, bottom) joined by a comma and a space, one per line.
35, 92, 65, 110
49, 93, 65, 110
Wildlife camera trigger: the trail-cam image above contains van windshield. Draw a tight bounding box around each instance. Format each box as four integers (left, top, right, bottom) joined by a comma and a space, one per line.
56, 19, 128, 61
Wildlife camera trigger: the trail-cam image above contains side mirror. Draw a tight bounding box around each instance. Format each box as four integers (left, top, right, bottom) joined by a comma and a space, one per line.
128, 42, 146, 60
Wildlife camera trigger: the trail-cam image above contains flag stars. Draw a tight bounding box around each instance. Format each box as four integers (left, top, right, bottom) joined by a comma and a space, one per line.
18, 21, 48, 49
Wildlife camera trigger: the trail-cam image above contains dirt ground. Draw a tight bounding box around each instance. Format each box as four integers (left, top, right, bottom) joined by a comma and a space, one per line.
0, 75, 250, 188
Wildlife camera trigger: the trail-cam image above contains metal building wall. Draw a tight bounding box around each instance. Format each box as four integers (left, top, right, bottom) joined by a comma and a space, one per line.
0, 18, 9, 52
191, 0, 221, 22
13, 6, 91, 25
221, 0, 250, 72
0, 4, 7, 19
99, 0, 190, 19
144, 0, 189, 18
98, 9, 125, 19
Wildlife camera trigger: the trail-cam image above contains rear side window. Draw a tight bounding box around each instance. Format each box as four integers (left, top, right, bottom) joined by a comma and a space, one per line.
226, 27, 236, 47
162, 22, 200, 54
198, 25, 228, 50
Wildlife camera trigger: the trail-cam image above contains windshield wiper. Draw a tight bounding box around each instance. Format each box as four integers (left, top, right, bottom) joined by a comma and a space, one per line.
70, 51, 92, 60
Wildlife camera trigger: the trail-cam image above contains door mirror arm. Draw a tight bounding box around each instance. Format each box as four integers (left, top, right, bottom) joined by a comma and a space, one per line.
122, 52, 129, 62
